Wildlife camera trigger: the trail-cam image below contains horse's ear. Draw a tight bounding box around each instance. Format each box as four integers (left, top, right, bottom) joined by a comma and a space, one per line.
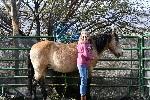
111, 24, 115, 31
111, 29, 115, 35
110, 24, 116, 35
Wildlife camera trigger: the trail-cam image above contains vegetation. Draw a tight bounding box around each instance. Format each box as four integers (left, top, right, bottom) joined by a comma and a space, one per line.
0, 0, 149, 36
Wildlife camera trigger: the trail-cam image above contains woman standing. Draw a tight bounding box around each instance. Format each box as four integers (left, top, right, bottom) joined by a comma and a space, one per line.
77, 30, 94, 100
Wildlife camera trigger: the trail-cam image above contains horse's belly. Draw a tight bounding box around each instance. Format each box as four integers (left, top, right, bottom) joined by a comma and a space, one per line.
52, 58, 77, 73
53, 63, 77, 73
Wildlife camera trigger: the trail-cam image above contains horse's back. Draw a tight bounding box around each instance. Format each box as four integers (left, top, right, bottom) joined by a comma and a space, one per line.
31, 40, 54, 50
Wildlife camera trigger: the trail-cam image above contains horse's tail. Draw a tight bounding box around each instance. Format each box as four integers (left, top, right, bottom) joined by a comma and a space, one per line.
27, 54, 34, 96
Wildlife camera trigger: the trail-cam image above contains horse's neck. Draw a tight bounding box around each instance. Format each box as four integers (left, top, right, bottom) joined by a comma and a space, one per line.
92, 34, 110, 56
98, 48, 107, 57
92, 42, 108, 59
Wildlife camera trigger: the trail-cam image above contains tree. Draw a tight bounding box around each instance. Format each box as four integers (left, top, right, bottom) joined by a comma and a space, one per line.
1, 0, 22, 84
1, 0, 21, 35
0, 0, 25, 35
0, 0, 150, 36
11, 0, 20, 35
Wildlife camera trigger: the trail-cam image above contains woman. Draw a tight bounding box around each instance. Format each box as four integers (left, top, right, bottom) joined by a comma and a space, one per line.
77, 30, 94, 100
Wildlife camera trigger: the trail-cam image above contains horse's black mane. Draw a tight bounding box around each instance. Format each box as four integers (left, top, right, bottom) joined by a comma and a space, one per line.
91, 32, 118, 54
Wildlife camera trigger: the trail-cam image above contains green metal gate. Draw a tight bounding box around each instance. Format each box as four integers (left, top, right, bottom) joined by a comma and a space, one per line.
0, 34, 150, 99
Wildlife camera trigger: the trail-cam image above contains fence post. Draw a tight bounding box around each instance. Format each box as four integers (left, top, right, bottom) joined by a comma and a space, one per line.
139, 35, 145, 97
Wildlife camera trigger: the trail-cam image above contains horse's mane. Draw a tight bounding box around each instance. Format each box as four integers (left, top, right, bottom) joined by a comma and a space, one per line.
91, 32, 118, 54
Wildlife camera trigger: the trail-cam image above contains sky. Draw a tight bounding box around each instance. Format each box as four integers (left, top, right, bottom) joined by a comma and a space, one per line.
0, 0, 150, 31
132, 0, 150, 28
130, 0, 150, 11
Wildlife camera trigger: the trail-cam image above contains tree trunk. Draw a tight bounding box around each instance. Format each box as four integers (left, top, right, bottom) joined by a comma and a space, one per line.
11, 0, 19, 36
47, 13, 54, 41
35, 1, 40, 37
11, 0, 20, 83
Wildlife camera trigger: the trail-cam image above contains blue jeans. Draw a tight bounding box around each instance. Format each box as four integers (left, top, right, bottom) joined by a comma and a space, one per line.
77, 64, 88, 96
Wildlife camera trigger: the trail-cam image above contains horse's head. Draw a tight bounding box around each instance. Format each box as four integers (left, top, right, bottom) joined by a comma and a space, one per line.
92, 30, 123, 58
107, 31, 123, 58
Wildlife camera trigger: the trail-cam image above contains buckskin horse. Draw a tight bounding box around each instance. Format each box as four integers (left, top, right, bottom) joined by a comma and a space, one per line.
28, 30, 123, 100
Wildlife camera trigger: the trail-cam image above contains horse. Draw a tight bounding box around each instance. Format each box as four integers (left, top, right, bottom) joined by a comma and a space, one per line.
28, 30, 123, 100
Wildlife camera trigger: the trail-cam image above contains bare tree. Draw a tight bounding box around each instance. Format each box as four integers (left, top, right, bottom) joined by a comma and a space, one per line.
0, 0, 150, 36
1, 0, 22, 83
2, 0, 20, 35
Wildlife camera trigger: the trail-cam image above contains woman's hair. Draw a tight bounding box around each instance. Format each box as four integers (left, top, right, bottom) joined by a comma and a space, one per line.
81, 30, 89, 35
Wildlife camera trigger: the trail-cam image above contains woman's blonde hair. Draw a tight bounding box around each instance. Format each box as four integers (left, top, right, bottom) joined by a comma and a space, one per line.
80, 30, 89, 36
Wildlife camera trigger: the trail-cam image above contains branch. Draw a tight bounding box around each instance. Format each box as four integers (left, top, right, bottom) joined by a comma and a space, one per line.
0, 23, 12, 33
22, 0, 35, 16
38, 0, 44, 6
1, 0, 11, 14
38, 1, 46, 17
63, 0, 79, 21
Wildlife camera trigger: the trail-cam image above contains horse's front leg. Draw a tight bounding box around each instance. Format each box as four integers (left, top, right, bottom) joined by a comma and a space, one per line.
87, 68, 92, 100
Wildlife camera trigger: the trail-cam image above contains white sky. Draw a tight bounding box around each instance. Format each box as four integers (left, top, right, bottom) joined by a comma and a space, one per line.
130, 0, 150, 10
0, 0, 150, 30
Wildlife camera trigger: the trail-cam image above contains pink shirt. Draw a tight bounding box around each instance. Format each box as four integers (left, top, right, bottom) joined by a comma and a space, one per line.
77, 42, 93, 65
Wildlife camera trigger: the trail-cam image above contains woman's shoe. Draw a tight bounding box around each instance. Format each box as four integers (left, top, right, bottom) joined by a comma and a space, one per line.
81, 95, 86, 100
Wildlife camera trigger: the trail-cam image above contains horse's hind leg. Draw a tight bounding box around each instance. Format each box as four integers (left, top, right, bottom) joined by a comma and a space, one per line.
32, 79, 38, 100
34, 66, 48, 100
38, 78, 47, 100
38, 68, 48, 100
28, 55, 35, 99
31, 78, 47, 100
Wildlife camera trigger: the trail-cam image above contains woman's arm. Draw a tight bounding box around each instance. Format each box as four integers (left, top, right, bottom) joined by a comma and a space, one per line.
82, 44, 93, 59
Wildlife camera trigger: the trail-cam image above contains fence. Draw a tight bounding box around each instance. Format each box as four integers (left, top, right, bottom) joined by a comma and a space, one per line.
0, 34, 150, 99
